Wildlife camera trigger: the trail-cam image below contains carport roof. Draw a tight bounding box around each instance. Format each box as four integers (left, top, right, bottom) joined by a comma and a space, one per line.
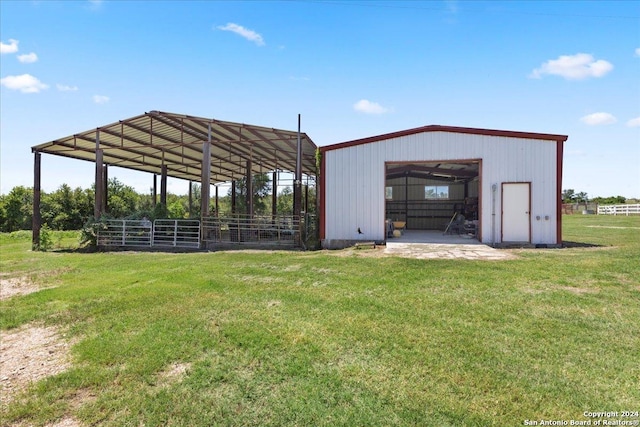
32, 111, 318, 184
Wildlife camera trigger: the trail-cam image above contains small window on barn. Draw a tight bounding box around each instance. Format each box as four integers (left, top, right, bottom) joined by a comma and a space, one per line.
385, 186, 393, 200
425, 185, 449, 200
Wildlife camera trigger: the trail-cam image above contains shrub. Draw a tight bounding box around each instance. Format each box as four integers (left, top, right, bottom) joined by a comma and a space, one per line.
37, 225, 53, 251
79, 217, 109, 248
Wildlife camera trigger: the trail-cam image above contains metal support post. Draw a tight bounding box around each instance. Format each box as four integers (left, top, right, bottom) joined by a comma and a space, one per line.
32, 151, 41, 249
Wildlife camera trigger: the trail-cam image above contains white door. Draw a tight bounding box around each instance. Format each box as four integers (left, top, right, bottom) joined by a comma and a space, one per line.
502, 183, 530, 242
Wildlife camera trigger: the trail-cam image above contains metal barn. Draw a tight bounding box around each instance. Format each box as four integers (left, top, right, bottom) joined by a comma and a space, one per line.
319, 125, 568, 248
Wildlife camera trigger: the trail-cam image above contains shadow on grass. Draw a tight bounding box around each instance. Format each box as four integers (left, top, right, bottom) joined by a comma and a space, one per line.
52, 246, 206, 254
562, 241, 605, 248
50, 246, 96, 253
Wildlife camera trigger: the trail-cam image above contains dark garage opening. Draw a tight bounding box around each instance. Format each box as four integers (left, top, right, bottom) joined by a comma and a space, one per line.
385, 161, 480, 237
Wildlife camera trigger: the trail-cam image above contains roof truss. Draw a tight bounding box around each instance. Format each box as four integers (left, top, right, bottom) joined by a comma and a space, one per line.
32, 111, 318, 185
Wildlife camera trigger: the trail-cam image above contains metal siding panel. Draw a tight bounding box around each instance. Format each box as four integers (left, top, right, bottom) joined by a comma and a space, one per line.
373, 145, 386, 240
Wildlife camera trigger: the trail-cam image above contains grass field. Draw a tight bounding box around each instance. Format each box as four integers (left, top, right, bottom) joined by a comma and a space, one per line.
1, 215, 639, 426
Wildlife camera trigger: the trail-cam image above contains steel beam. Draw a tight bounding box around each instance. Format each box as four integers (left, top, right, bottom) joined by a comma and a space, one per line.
32, 152, 41, 249
201, 124, 212, 217
160, 164, 168, 206
247, 158, 253, 217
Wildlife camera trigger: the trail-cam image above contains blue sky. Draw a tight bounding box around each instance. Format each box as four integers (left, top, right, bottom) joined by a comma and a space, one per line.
1, 0, 639, 198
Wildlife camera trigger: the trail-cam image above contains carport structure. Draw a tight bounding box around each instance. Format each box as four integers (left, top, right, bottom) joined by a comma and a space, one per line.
31, 111, 318, 249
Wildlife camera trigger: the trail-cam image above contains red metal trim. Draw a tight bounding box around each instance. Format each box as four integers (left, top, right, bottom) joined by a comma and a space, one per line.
319, 152, 326, 240
556, 140, 564, 245
529, 182, 532, 244
477, 159, 483, 242
321, 125, 569, 153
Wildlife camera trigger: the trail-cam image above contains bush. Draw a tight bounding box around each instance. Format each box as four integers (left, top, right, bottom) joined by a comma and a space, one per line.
37, 225, 53, 251
79, 217, 109, 248
9, 230, 31, 240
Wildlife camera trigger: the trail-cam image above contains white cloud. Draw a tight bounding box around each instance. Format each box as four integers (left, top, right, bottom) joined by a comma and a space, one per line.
580, 112, 617, 126
626, 117, 640, 128
1, 39, 19, 54
353, 99, 390, 115
57, 84, 78, 92
635, 48, 640, 57
217, 23, 265, 46
530, 53, 613, 80
93, 95, 110, 104
17, 52, 38, 63
0, 74, 48, 93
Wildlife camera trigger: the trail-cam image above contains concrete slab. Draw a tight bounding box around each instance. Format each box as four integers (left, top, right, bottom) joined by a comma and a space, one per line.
385, 231, 514, 260
384, 242, 514, 260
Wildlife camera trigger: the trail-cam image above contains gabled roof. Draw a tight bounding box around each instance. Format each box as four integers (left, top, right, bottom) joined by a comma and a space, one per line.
320, 124, 568, 153
32, 111, 318, 184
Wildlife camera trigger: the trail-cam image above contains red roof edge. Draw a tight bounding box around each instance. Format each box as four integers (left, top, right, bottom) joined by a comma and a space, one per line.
320, 125, 568, 153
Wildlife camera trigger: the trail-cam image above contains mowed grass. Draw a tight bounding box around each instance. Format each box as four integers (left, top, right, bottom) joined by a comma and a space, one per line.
1, 215, 639, 426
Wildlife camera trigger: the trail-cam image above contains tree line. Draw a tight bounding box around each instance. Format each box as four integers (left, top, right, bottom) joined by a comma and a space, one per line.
0, 175, 315, 233
562, 189, 634, 205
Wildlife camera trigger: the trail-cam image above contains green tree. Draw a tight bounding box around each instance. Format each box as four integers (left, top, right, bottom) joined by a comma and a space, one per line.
562, 189, 588, 204
189, 183, 201, 218
106, 178, 139, 218
575, 192, 588, 203
562, 189, 576, 203
591, 195, 626, 205
0, 186, 33, 232
46, 184, 87, 230
276, 186, 293, 215
166, 193, 187, 218
228, 173, 271, 214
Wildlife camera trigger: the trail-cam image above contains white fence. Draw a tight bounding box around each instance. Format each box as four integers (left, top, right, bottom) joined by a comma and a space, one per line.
597, 204, 640, 216
97, 219, 200, 248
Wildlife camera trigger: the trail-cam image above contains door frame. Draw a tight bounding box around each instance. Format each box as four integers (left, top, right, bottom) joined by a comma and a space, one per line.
501, 182, 531, 243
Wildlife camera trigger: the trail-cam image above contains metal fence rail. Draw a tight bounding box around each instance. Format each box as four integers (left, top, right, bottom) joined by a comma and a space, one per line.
96, 216, 313, 250
97, 219, 201, 248
201, 215, 300, 247
597, 204, 640, 216
97, 219, 152, 247
153, 219, 201, 248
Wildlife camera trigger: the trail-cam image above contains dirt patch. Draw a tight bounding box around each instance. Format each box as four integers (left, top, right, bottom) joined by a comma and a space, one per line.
11, 417, 84, 427
0, 324, 72, 405
0, 277, 46, 301
67, 388, 98, 411
523, 285, 600, 295
558, 286, 599, 295
156, 362, 191, 387
324, 247, 388, 258
585, 225, 640, 230
47, 417, 82, 427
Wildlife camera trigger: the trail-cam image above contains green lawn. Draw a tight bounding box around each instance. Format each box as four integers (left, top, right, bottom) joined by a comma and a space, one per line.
1, 215, 639, 426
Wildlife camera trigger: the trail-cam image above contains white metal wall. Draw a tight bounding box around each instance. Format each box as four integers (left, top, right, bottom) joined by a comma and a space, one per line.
323, 131, 559, 244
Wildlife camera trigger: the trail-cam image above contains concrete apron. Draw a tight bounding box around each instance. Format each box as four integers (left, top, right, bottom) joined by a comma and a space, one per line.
384, 242, 513, 260
384, 230, 514, 260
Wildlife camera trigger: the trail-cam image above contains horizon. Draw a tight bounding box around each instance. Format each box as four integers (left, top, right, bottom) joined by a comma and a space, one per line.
1, 1, 639, 198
